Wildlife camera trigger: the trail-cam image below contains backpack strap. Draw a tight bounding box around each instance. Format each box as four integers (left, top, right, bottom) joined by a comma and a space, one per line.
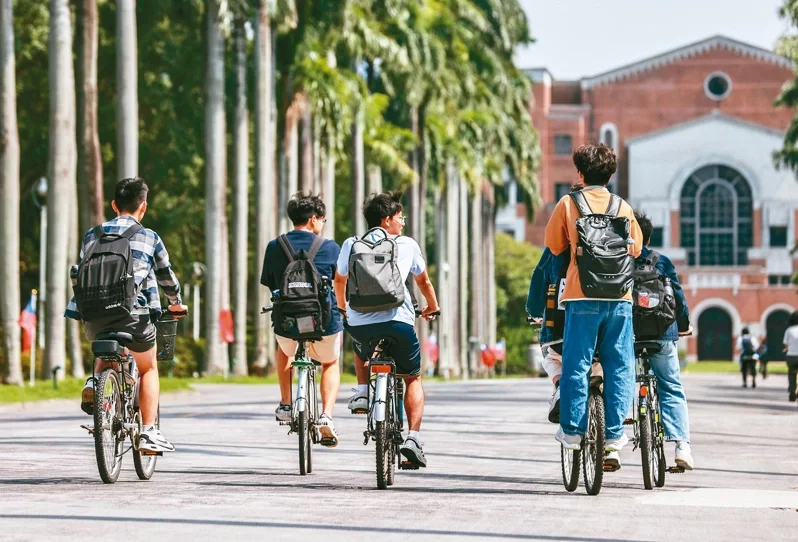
358, 227, 389, 248
277, 235, 296, 262
120, 223, 143, 240
568, 190, 594, 217
306, 235, 325, 261
604, 194, 622, 217
92, 225, 105, 240
646, 249, 661, 268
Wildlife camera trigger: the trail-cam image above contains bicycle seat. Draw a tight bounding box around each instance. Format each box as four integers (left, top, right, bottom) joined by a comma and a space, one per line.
92, 332, 134, 357
95, 331, 134, 344
634, 341, 662, 355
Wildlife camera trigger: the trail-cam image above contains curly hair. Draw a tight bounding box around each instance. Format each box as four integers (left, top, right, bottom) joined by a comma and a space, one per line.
286, 192, 326, 226
363, 191, 403, 229
572, 143, 617, 186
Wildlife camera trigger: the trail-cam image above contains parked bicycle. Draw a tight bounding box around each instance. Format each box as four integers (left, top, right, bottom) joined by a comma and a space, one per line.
561, 370, 607, 495
362, 310, 439, 489
630, 341, 685, 490
262, 306, 333, 476
82, 310, 186, 484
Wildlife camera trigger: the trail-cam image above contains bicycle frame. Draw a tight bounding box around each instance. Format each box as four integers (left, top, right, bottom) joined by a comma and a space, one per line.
292, 342, 315, 416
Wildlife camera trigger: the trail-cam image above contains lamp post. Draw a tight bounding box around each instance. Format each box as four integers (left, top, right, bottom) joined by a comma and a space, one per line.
32, 177, 48, 351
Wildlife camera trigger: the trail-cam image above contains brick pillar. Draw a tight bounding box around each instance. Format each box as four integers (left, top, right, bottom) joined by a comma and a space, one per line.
670, 210, 681, 249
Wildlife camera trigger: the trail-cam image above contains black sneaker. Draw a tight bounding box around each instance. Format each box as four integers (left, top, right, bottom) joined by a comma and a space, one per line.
400, 436, 427, 468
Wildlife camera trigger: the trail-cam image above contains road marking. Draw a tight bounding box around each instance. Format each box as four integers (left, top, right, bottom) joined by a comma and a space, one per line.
638, 488, 798, 509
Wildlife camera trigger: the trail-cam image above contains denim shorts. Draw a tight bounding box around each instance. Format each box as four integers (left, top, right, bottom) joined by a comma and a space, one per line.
346, 320, 421, 377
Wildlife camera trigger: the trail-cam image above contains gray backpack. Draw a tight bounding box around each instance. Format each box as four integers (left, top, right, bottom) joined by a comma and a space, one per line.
347, 228, 406, 313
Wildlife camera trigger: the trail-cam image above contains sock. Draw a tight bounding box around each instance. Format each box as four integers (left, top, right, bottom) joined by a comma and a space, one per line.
143, 425, 155, 432
408, 430, 421, 443
356, 384, 368, 395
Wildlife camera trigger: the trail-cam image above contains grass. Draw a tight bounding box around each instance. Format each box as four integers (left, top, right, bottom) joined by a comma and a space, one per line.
684, 360, 788, 375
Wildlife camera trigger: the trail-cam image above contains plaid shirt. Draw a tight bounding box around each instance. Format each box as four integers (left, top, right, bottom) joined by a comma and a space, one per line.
65, 215, 182, 320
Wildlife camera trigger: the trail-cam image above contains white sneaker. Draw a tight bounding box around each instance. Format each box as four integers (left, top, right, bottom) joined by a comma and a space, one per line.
347, 389, 368, 414
547, 386, 560, 424
139, 428, 175, 453
555, 427, 582, 450
275, 403, 292, 423
675, 441, 694, 470
605, 433, 629, 452
317, 414, 339, 448
604, 450, 621, 471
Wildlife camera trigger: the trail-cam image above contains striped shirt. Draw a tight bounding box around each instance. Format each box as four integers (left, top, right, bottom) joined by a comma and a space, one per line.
65, 215, 182, 320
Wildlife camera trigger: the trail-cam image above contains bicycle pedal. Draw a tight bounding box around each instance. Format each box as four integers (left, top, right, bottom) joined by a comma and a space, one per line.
79, 424, 94, 435
603, 463, 621, 473
399, 461, 419, 470
277, 420, 292, 426
363, 431, 370, 446
140, 450, 163, 457
351, 409, 368, 415
667, 466, 685, 474
623, 418, 635, 425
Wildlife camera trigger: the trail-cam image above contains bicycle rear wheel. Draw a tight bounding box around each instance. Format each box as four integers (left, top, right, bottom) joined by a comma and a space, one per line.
133, 405, 159, 480
582, 390, 605, 496
93, 369, 123, 484
561, 445, 581, 492
298, 408, 311, 475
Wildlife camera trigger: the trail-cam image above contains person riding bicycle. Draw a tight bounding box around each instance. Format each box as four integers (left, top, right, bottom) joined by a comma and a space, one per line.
260, 193, 343, 447
544, 143, 642, 470
634, 212, 694, 470
334, 191, 440, 468
65, 177, 187, 454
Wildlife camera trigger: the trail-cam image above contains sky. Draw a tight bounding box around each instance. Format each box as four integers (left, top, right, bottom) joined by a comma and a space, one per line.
516, 0, 790, 80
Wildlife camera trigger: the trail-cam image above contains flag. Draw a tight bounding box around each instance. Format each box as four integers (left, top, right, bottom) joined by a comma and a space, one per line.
219, 308, 235, 344
19, 291, 38, 354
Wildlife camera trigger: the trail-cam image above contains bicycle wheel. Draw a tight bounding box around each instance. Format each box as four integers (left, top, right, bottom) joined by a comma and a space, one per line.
298, 408, 311, 475
640, 409, 654, 490
651, 394, 666, 488
306, 374, 316, 475
93, 369, 124, 484
561, 445, 581, 492
582, 390, 605, 496
386, 380, 396, 487
133, 405, 159, 480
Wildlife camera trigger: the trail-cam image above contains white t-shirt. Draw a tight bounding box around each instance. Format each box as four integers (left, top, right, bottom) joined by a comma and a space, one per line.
337, 232, 426, 327
784, 325, 798, 356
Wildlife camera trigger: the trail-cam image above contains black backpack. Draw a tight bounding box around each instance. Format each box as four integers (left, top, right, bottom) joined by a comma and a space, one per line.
741, 336, 755, 358
73, 224, 142, 324
272, 235, 331, 340
632, 250, 677, 340
569, 190, 634, 299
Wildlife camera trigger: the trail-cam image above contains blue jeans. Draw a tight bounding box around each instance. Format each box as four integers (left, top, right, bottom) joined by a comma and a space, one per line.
561, 300, 634, 440
647, 340, 690, 442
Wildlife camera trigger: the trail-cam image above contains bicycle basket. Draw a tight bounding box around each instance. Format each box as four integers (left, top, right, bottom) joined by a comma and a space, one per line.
155, 318, 179, 361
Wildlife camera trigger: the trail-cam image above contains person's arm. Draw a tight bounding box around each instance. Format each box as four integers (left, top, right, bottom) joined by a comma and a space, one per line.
152, 233, 183, 307
627, 205, 643, 258
65, 228, 94, 320
334, 272, 348, 314
413, 269, 440, 319
659, 255, 690, 332
526, 249, 552, 317
543, 200, 569, 256
784, 329, 790, 353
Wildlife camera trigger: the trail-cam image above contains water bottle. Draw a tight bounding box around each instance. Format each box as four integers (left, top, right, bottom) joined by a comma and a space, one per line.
663, 277, 674, 299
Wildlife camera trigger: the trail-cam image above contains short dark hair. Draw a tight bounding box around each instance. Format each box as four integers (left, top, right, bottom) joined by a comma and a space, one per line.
742, 327, 750, 335
363, 191, 403, 229
572, 143, 617, 186
114, 177, 149, 212
286, 192, 326, 226
635, 212, 653, 246
789, 311, 798, 327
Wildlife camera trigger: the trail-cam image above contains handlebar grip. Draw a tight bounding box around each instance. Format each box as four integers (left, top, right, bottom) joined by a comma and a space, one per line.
261, 306, 274, 314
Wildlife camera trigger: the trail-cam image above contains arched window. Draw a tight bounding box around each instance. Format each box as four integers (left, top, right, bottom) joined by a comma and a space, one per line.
680, 165, 753, 266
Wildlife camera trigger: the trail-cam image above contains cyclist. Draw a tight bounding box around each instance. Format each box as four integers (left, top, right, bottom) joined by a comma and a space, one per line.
334, 191, 440, 468
260, 193, 343, 446
544, 143, 642, 470
634, 212, 694, 470
66, 177, 187, 453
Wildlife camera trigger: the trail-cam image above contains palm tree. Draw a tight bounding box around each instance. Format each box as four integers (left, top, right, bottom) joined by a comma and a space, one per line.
0, 0, 21, 385
231, 15, 249, 375
45, 0, 77, 380
117, 0, 138, 179
204, 0, 227, 375
75, 0, 104, 234
67, 180, 84, 378
252, 0, 276, 374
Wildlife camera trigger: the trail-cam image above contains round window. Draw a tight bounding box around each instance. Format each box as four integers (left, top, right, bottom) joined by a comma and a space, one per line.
704, 72, 732, 101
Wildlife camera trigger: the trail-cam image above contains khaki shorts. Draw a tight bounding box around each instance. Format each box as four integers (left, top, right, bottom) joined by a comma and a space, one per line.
275, 332, 342, 364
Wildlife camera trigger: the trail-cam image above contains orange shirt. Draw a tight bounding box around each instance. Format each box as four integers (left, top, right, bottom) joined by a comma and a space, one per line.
544, 187, 642, 302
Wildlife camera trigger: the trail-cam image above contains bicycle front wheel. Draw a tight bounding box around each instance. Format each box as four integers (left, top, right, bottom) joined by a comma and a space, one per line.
298, 408, 311, 475
561, 445, 581, 492
133, 405, 159, 480
93, 369, 123, 484
582, 391, 605, 496
651, 394, 666, 488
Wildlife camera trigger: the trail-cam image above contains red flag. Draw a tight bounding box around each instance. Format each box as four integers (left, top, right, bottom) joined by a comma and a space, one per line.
219, 308, 235, 344
19, 292, 38, 354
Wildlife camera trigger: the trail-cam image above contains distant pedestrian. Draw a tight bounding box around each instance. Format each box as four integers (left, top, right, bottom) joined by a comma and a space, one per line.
782, 311, 798, 402
736, 327, 759, 389
756, 340, 768, 379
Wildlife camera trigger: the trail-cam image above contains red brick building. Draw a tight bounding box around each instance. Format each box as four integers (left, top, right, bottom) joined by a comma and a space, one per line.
498, 35, 798, 360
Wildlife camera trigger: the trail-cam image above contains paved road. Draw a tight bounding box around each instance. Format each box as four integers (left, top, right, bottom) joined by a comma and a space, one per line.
1, 372, 797, 541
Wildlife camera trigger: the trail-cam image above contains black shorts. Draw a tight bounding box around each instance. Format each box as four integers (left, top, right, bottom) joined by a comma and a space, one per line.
84, 313, 157, 353
346, 321, 421, 377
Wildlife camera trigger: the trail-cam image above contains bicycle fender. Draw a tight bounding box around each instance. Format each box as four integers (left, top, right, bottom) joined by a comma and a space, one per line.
296, 369, 308, 413
373, 374, 388, 422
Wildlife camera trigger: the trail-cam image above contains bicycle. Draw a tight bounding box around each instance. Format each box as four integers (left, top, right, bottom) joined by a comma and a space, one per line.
561, 369, 608, 495
630, 341, 685, 490
262, 306, 332, 476
81, 310, 185, 484
362, 311, 439, 489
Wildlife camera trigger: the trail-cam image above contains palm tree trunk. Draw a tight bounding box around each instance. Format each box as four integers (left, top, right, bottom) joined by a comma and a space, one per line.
469, 186, 483, 376
76, 0, 103, 235
367, 165, 382, 194
0, 0, 22, 385
46, 0, 76, 380
408, 106, 420, 241
485, 183, 497, 348
204, 0, 226, 375
251, 3, 274, 374
67, 182, 84, 378
281, 95, 300, 234
116, 0, 137, 179
321, 50, 336, 240
231, 18, 248, 376
300, 95, 313, 193
415, 105, 428, 370
458, 174, 469, 379
445, 162, 460, 378
433, 183, 447, 378
351, 60, 365, 235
